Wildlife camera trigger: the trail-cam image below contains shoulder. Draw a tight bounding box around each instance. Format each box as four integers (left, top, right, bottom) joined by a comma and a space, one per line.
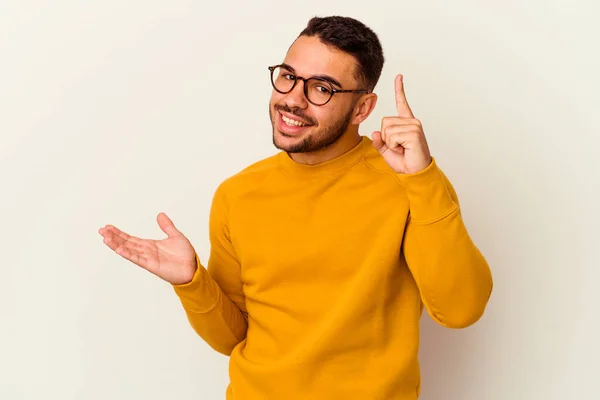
214, 152, 282, 204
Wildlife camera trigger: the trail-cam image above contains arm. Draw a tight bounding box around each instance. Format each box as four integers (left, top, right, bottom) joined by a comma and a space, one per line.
173, 183, 247, 355
397, 158, 493, 328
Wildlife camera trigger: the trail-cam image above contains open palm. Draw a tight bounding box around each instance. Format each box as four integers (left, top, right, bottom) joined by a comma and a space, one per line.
99, 213, 197, 285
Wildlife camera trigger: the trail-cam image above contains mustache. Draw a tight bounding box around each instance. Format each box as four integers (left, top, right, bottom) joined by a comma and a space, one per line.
274, 104, 315, 125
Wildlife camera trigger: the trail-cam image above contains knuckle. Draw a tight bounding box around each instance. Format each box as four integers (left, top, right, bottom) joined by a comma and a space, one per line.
382, 116, 398, 126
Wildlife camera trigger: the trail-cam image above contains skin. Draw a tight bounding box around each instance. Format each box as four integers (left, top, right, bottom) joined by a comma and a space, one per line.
98, 213, 196, 285
98, 34, 434, 284
372, 73, 433, 174
270, 35, 378, 165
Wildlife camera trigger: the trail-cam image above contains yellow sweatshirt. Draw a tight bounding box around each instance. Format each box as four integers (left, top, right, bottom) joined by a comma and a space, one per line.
173, 136, 493, 399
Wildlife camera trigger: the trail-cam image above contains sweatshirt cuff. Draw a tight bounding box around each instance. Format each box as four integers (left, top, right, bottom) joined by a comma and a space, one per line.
172, 255, 220, 313
396, 157, 457, 223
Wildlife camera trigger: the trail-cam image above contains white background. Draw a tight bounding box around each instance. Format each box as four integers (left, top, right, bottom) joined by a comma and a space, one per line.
1, 1, 598, 399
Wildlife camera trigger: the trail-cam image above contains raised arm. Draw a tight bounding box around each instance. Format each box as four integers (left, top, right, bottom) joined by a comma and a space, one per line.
398, 160, 493, 328
372, 73, 492, 328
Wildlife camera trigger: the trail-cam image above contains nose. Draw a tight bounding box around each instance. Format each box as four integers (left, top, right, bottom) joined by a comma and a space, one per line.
284, 79, 309, 109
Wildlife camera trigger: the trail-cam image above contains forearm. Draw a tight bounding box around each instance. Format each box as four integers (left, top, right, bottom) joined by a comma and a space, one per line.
398, 158, 493, 328
173, 256, 248, 355
403, 210, 493, 328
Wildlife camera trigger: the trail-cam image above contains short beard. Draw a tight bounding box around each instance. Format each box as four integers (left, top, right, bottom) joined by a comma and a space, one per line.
270, 106, 353, 154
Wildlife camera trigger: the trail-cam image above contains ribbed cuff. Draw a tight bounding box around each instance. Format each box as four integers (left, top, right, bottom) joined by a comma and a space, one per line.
396, 158, 457, 223
172, 255, 220, 313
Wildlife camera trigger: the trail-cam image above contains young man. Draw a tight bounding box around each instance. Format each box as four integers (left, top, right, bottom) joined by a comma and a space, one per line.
99, 16, 493, 400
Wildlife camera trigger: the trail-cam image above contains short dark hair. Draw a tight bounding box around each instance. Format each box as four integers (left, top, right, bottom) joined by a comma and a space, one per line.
298, 16, 384, 92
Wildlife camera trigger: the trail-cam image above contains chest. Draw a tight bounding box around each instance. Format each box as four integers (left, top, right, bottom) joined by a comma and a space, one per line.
228, 173, 409, 288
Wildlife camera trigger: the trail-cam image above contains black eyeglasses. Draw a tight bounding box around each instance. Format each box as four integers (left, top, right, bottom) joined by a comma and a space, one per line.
268, 64, 369, 106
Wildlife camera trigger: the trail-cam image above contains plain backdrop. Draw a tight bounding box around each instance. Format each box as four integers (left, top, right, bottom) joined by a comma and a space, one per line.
1, 1, 598, 399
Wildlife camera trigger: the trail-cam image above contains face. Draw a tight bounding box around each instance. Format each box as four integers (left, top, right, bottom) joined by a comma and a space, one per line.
269, 36, 366, 154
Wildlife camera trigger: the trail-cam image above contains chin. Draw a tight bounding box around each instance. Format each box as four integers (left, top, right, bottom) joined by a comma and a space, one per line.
273, 129, 301, 151
272, 128, 313, 152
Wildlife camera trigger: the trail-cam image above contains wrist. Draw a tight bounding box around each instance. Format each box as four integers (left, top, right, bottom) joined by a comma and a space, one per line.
396, 158, 457, 223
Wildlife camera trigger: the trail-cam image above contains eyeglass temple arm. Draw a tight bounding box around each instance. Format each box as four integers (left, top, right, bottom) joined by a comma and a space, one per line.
333, 89, 370, 94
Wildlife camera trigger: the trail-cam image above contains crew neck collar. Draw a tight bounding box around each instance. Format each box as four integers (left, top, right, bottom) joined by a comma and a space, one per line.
278, 136, 371, 179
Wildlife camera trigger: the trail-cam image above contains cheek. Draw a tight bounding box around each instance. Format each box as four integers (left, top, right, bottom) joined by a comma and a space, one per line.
315, 107, 341, 127
270, 91, 285, 107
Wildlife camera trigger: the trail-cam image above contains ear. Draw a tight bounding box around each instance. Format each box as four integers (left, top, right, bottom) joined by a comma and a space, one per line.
351, 93, 378, 125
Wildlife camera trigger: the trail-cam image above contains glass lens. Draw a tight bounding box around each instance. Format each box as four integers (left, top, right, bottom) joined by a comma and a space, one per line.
270, 66, 334, 105
306, 78, 333, 105
271, 66, 295, 93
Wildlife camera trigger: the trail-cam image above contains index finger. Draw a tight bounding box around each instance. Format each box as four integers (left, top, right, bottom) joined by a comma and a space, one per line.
395, 74, 414, 118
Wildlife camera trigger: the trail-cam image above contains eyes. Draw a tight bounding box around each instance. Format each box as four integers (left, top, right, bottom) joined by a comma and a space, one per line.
282, 73, 333, 94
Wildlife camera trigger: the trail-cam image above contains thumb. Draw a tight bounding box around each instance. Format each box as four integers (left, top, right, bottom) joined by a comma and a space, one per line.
157, 212, 180, 238
372, 131, 386, 152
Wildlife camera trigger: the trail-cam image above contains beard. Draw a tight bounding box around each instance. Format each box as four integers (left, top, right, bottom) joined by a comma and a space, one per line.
270, 103, 354, 154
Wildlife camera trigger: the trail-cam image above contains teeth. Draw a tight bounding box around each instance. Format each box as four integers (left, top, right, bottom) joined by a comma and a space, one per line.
282, 114, 308, 127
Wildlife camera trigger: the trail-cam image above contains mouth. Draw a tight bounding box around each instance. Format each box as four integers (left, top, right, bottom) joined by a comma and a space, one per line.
280, 112, 311, 127
276, 110, 314, 136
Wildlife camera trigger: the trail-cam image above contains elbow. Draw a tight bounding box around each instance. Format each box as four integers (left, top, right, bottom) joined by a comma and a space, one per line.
202, 329, 246, 356
204, 329, 246, 356
445, 256, 494, 329
438, 299, 490, 329
211, 342, 238, 356
431, 279, 494, 329
188, 321, 246, 357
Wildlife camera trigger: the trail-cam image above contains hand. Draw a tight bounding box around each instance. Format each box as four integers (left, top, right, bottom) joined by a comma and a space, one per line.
99, 213, 197, 285
372, 74, 432, 174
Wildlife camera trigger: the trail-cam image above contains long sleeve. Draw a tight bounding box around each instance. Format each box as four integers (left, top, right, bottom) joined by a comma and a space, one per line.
397, 158, 493, 328
172, 182, 247, 355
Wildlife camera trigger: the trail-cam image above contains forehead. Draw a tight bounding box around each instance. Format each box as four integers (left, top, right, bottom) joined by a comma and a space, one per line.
282, 35, 358, 87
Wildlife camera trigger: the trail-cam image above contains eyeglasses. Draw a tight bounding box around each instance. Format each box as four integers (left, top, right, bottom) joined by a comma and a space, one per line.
268, 64, 369, 106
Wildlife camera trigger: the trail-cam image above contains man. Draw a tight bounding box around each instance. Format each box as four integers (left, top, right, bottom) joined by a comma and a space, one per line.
99, 16, 493, 400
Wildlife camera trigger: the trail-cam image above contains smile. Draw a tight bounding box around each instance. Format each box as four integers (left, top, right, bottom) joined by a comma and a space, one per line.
280, 112, 310, 127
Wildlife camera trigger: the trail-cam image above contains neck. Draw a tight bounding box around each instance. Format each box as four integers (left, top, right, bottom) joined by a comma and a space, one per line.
289, 130, 362, 165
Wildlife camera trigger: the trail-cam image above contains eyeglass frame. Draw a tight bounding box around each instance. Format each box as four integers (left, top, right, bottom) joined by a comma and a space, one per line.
268, 64, 370, 106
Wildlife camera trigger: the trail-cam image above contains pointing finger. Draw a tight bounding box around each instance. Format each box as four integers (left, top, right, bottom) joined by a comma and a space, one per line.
395, 74, 414, 118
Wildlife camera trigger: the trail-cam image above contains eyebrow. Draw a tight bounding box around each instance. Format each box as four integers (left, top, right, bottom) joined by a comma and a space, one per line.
280, 63, 343, 89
